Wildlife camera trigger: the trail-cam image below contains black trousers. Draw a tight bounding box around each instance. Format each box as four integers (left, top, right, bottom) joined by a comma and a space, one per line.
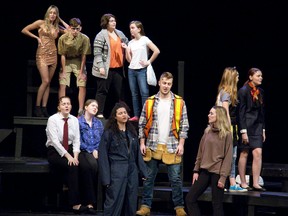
185, 169, 224, 216
95, 68, 124, 116
78, 151, 98, 205
47, 146, 80, 206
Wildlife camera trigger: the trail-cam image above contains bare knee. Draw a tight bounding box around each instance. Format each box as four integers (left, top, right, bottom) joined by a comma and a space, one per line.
252, 148, 262, 160
239, 149, 249, 159
41, 78, 51, 86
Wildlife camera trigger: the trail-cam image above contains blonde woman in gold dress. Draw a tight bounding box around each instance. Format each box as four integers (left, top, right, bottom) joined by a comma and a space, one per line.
21, 5, 69, 117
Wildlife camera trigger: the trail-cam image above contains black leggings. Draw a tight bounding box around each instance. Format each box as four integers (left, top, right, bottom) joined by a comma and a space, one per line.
185, 169, 224, 216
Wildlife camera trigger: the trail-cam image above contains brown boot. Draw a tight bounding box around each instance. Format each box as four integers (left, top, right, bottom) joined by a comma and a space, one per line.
136, 205, 150, 216
175, 207, 187, 216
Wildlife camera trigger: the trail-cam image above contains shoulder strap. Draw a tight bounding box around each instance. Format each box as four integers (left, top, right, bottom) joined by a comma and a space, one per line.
144, 94, 184, 139
144, 95, 155, 137
172, 94, 184, 139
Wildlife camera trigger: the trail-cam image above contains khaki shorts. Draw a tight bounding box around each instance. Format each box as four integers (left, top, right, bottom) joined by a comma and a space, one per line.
59, 59, 87, 87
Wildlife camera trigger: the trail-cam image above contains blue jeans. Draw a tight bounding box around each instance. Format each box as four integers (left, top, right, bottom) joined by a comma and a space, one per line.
230, 146, 237, 178
128, 68, 149, 117
141, 158, 185, 208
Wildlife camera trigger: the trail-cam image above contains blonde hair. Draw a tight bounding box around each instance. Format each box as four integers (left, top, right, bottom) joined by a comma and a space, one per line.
207, 106, 231, 139
43, 5, 60, 33
159, 72, 173, 80
216, 67, 238, 106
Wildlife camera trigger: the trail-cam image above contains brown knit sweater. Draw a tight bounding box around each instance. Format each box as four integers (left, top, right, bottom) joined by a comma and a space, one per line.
193, 126, 233, 185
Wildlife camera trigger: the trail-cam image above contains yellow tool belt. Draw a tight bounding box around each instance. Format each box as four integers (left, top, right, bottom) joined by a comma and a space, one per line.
143, 144, 181, 165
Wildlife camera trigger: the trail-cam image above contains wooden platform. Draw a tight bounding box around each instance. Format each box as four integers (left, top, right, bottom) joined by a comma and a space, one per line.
13, 116, 48, 158
245, 163, 288, 192
198, 187, 288, 216
0, 156, 49, 173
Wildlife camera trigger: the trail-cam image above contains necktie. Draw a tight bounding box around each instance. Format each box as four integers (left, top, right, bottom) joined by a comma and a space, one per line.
63, 118, 69, 150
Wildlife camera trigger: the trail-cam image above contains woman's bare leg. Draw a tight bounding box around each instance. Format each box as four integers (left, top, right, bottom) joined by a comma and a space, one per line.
238, 149, 249, 188
252, 147, 262, 188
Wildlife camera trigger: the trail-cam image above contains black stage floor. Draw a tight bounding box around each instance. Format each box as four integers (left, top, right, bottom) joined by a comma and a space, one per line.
0, 211, 177, 216
0, 203, 285, 216
0, 209, 284, 216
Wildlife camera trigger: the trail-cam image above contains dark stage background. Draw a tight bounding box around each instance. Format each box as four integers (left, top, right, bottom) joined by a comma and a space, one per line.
1, 0, 288, 181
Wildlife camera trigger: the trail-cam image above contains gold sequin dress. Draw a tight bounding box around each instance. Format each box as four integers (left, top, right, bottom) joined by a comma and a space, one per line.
36, 28, 58, 68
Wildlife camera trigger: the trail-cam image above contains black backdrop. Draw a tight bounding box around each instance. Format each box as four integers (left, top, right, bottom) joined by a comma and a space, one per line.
2, 0, 288, 181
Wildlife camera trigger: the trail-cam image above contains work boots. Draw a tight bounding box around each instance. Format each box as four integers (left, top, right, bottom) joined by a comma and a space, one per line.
136, 205, 150, 216
175, 207, 187, 216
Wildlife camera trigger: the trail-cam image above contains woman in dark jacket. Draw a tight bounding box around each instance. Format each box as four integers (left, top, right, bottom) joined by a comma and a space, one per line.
237, 68, 266, 191
98, 102, 147, 216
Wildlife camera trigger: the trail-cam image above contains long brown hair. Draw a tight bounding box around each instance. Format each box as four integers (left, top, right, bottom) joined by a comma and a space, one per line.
129, 20, 146, 39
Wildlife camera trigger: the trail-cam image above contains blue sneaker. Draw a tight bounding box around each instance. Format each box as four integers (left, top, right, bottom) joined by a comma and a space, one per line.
229, 184, 248, 192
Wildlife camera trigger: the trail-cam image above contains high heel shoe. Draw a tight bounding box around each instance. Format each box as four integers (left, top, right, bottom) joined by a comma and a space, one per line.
253, 186, 266, 192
